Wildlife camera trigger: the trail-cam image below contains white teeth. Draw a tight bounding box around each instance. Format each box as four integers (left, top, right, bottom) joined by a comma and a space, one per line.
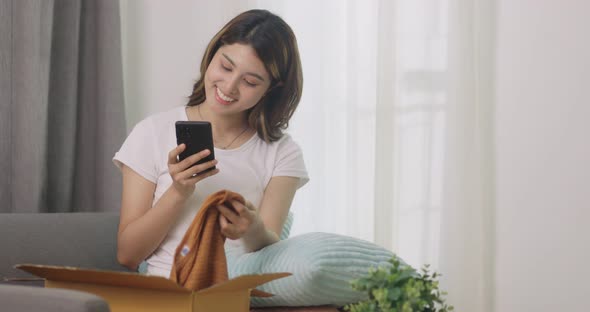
216, 87, 235, 102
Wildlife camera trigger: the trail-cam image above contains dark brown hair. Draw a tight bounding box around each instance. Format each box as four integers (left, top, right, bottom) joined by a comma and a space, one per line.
187, 9, 303, 142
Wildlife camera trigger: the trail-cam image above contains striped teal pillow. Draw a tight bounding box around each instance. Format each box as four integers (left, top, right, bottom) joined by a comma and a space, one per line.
225, 232, 394, 307
279, 211, 294, 240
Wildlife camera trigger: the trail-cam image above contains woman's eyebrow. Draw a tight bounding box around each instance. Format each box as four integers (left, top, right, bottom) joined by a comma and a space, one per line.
222, 53, 266, 82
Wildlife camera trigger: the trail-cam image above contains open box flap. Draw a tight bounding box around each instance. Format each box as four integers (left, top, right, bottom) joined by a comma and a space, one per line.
15, 264, 191, 293
196, 272, 291, 295
16, 264, 290, 297
250, 289, 274, 297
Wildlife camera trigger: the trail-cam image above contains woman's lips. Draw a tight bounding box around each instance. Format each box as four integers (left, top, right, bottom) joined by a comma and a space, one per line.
215, 87, 235, 105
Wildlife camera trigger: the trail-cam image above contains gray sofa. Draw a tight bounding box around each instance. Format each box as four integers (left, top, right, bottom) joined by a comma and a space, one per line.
0, 213, 128, 312
0, 212, 394, 311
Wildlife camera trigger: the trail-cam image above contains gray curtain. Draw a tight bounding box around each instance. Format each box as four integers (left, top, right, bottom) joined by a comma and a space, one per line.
0, 0, 126, 213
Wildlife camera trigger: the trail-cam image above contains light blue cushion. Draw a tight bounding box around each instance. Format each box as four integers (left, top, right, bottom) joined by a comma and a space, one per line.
226, 232, 394, 307
279, 211, 294, 240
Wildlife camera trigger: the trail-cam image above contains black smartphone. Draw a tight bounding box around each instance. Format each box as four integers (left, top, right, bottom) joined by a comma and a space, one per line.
175, 121, 216, 174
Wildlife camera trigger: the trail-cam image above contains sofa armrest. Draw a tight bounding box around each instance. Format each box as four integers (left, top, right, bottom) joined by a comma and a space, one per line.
0, 212, 129, 281
0, 284, 110, 312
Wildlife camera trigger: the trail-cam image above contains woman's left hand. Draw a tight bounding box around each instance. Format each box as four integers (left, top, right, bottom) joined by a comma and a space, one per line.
217, 200, 263, 240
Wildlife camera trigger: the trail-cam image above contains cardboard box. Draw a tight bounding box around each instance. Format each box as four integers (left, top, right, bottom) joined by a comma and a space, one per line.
16, 264, 290, 312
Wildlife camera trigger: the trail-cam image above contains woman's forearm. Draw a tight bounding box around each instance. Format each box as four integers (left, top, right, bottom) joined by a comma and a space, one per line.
240, 220, 280, 253
117, 187, 188, 269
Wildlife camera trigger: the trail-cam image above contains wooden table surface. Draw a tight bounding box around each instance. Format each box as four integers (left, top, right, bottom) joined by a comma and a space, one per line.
250, 306, 341, 312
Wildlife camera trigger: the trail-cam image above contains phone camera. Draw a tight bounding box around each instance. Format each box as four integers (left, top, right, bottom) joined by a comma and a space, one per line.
183, 128, 191, 139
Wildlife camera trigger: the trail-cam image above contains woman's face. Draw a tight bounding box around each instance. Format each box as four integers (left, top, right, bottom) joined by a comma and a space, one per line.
204, 43, 271, 116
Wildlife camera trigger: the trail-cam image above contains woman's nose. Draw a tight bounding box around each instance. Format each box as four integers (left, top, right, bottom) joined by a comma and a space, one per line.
227, 75, 240, 95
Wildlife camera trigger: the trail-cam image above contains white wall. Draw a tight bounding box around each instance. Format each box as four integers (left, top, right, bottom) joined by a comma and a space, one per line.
120, 0, 253, 129
494, 1, 590, 311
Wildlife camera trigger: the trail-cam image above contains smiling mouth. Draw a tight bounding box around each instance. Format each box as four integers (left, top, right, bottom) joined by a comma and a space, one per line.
216, 87, 236, 103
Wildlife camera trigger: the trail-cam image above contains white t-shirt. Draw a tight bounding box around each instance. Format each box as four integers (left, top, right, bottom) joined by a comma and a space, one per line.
113, 106, 309, 277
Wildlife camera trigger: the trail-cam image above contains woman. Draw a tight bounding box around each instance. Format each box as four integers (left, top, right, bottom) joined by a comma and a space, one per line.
113, 9, 308, 278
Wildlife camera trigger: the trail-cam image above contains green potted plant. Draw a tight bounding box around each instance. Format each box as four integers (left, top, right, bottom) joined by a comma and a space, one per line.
345, 257, 454, 312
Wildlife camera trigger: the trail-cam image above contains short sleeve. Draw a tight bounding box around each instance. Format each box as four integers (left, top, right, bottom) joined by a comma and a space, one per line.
272, 135, 309, 189
112, 118, 159, 183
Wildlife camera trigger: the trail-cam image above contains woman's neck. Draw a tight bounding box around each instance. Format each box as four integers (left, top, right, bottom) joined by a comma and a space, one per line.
195, 104, 248, 133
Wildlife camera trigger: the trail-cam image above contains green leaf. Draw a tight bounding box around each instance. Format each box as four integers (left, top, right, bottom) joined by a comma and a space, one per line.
388, 287, 402, 301
349, 256, 454, 312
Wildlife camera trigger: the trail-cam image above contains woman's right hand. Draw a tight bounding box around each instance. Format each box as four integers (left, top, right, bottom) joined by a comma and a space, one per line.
167, 144, 219, 198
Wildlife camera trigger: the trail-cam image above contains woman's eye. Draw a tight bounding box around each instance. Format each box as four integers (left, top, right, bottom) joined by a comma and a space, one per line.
221, 64, 231, 71
244, 80, 258, 87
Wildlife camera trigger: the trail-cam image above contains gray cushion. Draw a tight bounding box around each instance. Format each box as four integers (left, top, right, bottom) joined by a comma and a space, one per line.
0, 212, 129, 282
0, 284, 110, 312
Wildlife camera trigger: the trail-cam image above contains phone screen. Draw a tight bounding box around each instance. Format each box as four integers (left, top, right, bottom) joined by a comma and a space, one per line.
175, 121, 216, 173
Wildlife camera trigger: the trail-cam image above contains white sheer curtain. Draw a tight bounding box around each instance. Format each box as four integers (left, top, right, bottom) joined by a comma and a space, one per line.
121, 1, 495, 310
257, 1, 495, 311
268, 0, 451, 253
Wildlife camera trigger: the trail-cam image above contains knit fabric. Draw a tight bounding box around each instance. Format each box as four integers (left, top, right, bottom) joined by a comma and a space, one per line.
170, 189, 245, 290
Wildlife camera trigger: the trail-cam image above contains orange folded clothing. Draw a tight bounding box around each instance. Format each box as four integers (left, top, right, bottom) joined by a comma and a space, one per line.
170, 189, 245, 291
